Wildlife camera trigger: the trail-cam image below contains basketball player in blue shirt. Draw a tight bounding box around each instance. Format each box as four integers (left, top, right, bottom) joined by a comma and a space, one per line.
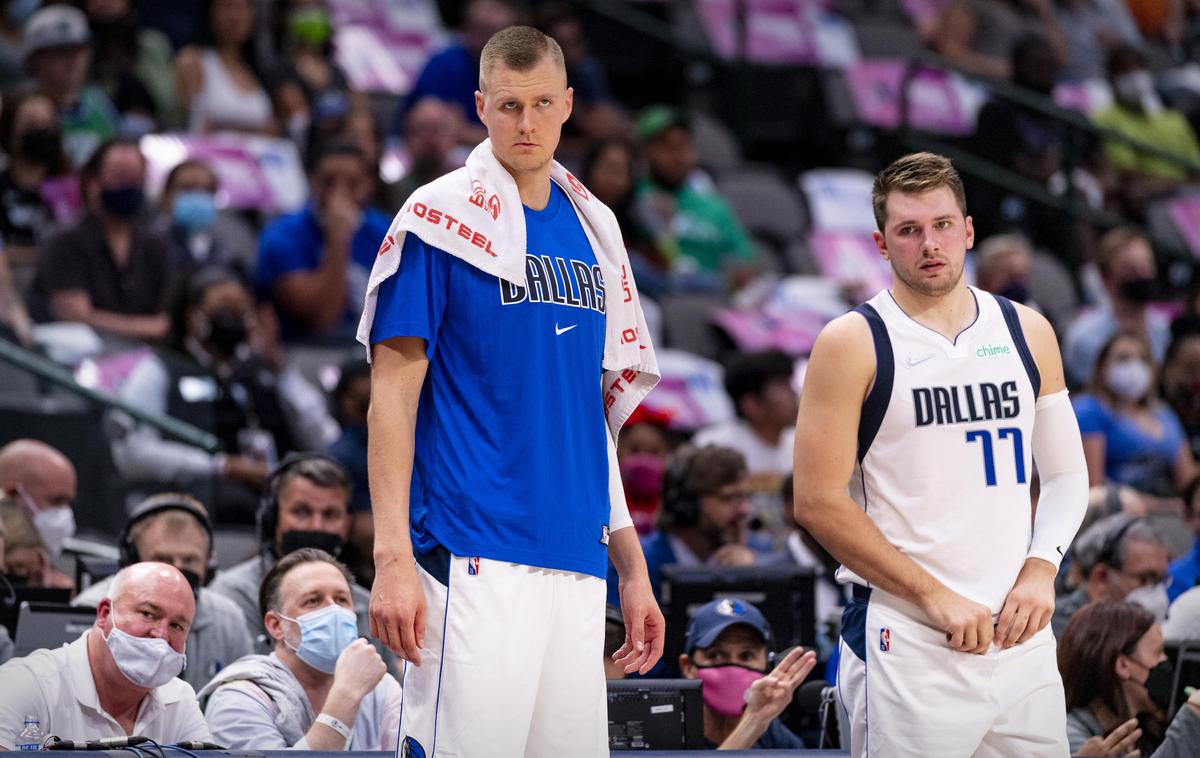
363, 26, 663, 758
793, 153, 1090, 757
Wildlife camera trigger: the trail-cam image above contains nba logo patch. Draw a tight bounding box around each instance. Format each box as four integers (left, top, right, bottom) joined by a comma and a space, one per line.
599, 524, 610, 545
467, 557, 480, 576
880, 627, 892, 652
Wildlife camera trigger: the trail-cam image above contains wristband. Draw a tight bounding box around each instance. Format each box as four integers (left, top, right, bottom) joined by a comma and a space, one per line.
316, 713, 351, 740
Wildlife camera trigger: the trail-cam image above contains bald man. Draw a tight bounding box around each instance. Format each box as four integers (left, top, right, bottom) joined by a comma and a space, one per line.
0, 439, 78, 558
0, 563, 212, 749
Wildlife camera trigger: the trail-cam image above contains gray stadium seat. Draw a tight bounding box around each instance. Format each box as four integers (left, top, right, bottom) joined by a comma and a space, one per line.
659, 294, 727, 359
716, 167, 808, 257
690, 111, 743, 175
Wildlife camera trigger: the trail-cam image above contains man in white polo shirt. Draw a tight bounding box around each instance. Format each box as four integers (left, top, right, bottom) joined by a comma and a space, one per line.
0, 562, 211, 749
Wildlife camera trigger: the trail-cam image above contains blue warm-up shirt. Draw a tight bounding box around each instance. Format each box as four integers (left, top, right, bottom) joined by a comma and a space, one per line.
370, 182, 611, 577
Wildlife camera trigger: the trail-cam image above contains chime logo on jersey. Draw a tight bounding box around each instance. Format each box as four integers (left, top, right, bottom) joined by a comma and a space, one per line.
499, 254, 606, 313
880, 627, 891, 652
467, 557, 480, 576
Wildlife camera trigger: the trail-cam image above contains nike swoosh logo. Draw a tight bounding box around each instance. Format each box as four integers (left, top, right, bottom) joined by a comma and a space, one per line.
905, 354, 935, 366
555, 323, 577, 336
1056, 545, 1064, 557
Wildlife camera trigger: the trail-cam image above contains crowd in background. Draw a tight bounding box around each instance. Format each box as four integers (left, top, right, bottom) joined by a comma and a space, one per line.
0, 0, 1197, 753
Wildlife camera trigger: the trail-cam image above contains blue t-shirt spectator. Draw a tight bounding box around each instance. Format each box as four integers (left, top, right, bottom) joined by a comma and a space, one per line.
1169, 541, 1200, 602
390, 43, 481, 136
1074, 393, 1188, 494
255, 205, 391, 340
328, 424, 369, 513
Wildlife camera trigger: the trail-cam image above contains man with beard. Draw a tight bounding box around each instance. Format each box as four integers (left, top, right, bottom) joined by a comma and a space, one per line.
794, 153, 1089, 757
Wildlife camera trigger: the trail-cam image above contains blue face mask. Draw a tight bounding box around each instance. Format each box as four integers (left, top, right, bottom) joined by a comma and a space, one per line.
280, 603, 358, 673
172, 190, 218, 232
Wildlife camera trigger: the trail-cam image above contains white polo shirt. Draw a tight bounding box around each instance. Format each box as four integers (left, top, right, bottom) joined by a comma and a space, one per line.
0, 630, 212, 749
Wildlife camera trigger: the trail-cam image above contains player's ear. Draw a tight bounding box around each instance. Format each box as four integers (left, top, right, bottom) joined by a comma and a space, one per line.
563, 86, 574, 123
872, 229, 889, 260
475, 90, 487, 126
965, 215, 975, 249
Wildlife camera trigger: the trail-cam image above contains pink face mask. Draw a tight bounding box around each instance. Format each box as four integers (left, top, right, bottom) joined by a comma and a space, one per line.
695, 665, 765, 717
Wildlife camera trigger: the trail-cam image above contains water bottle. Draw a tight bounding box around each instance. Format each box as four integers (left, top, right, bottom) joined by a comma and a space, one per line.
15, 716, 44, 751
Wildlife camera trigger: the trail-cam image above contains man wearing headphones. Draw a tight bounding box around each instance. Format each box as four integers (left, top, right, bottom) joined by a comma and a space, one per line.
207, 455, 394, 671
1050, 513, 1171, 638
72, 493, 253, 690
626, 445, 759, 605
679, 598, 816, 749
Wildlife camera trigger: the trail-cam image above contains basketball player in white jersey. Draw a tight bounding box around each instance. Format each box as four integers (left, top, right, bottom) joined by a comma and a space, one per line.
793, 153, 1089, 757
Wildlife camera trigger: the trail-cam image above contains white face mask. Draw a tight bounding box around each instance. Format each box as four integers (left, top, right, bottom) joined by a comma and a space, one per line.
102, 608, 187, 689
1106, 358, 1153, 402
32, 504, 75, 558
1125, 583, 1170, 623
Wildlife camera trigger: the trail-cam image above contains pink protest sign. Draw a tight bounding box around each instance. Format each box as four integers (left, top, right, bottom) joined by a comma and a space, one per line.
330, 0, 445, 94
696, 0, 856, 67
845, 59, 974, 134
809, 230, 893, 294
1168, 194, 1200, 259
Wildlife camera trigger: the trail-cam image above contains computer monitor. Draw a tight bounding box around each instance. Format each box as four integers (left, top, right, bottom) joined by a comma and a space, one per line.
607, 679, 704, 750
13, 601, 96, 657
661, 564, 817, 664
0, 583, 71, 638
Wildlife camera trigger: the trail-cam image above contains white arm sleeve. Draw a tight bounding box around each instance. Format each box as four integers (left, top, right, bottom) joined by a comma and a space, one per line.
1027, 389, 1089, 568
608, 431, 633, 534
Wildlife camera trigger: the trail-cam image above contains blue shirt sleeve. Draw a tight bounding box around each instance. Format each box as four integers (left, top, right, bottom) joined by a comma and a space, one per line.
370, 233, 451, 356
1073, 394, 1108, 437
255, 213, 318, 293
756, 719, 807, 749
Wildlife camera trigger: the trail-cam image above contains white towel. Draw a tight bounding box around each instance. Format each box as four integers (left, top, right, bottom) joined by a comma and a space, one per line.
357, 139, 659, 439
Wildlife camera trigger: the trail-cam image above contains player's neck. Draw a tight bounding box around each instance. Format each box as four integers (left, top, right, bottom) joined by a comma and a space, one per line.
890, 282, 976, 342
495, 153, 553, 210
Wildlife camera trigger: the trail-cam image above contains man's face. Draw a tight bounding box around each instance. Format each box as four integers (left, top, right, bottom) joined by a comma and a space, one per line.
1105, 238, 1157, 301
1104, 538, 1169, 601
406, 101, 457, 166
311, 154, 370, 214
873, 187, 973, 298
274, 477, 351, 551
3, 545, 43, 583
135, 518, 210, 583
33, 45, 91, 94
697, 477, 752, 543
979, 248, 1032, 295
269, 560, 354, 646
745, 377, 799, 428
188, 280, 254, 346
682, 625, 768, 676
17, 459, 76, 512
166, 163, 218, 213
90, 145, 146, 206
644, 126, 695, 191
585, 142, 633, 208
476, 56, 573, 180
99, 572, 195, 653
617, 423, 670, 460
1163, 336, 1200, 425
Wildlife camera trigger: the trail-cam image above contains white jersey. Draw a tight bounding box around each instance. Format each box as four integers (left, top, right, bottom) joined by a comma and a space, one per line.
837, 287, 1041, 613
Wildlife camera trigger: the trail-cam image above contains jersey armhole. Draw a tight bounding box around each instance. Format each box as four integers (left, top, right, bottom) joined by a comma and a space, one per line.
853, 304, 894, 462
995, 296, 1042, 398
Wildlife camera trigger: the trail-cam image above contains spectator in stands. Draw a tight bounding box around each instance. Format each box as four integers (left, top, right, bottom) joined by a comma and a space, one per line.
622, 445, 757, 605
85, 0, 179, 133
0, 245, 32, 345
1093, 44, 1200, 198
1052, 514, 1171, 637
0, 91, 72, 266
616, 405, 673, 535
1056, 0, 1143, 82
0, 0, 35, 88
1075, 331, 1196, 496
270, 0, 363, 150
24, 4, 119, 166
1163, 317, 1200, 461
157, 158, 253, 279
678, 598, 814, 749
199, 548, 399, 749
634, 106, 756, 288
538, 5, 622, 146
33, 137, 173, 342
0, 501, 72, 591
0, 563, 212, 748
975, 232, 1040, 308
0, 439, 78, 561
388, 0, 518, 145
327, 359, 372, 583
256, 141, 390, 340
382, 97, 461, 211
927, 0, 1068, 80
175, 0, 277, 135
603, 604, 626, 680
581, 138, 653, 268
1166, 476, 1200, 601
207, 455, 387, 671
109, 267, 338, 524
0, 517, 11, 665
71, 493, 254, 690
1064, 228, 1173, 387
1058, 600, 1200, 755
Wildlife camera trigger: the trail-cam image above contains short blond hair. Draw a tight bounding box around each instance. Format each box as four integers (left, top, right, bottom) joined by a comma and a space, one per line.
1095, 227, 1147, 278
871, 152, 967, 231
479, 25, 565, 92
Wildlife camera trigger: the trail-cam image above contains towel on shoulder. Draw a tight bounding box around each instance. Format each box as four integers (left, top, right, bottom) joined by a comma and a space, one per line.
357, 139, 659, 440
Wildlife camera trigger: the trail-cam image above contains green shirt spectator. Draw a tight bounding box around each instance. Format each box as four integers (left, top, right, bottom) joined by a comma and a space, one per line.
1093, 103, 1200, 182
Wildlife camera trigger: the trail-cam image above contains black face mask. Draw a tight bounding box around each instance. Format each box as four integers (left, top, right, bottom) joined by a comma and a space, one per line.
1141, 659, 1175, 712
279, 530, 344, 557
100, 184, 145, 218
203, 309, 249, 355
998, 281, 1031, 304
17, 127, 61, 167
1119, 276, 1161, 303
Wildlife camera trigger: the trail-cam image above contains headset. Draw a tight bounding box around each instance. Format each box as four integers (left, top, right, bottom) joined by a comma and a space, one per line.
1094, 515, 1141, 571
661, 446, 703, 528
118, 493, 218, 583
256, 452, 346, 550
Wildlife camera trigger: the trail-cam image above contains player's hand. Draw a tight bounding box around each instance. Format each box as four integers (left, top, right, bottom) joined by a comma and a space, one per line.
995, 558, 1056, 648
743, 647, 817, 724
330, 638, 387, 705
920, 584, 994, 654
614, 575, 665, 675
369, 559, 425, 666
1076, 718, 1141, 756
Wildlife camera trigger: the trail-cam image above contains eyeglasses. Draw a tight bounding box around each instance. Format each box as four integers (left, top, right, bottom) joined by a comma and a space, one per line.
1118, 568, 1172, 589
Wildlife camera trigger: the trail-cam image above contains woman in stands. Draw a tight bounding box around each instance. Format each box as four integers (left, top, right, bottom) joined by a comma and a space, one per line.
1075, 330, 1197, 498
1058, 600, 1200, 755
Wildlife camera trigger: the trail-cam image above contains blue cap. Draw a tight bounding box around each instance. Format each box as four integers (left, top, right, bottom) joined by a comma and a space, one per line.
684, 598, 772, 654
